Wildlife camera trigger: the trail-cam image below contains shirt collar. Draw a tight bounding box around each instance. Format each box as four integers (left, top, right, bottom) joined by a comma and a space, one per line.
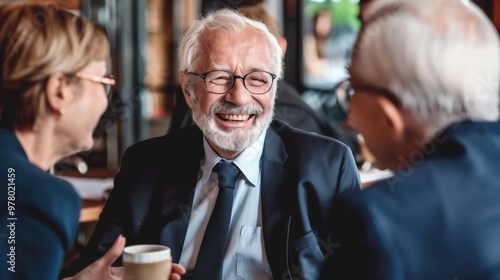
200, 130, 267, 187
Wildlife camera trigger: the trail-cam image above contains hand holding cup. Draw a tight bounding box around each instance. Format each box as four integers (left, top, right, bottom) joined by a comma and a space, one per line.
123, 244, 172, 280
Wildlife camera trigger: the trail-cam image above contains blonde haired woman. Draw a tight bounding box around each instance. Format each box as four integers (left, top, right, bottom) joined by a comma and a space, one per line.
0, 2, 178, 279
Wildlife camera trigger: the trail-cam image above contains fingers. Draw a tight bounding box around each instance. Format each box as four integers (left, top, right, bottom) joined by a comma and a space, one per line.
108, 267, 124, 279
170, 274, 182, 280
66, 236, 126, 280
170, 263, 186, 280
99, 235, 126, 268
171, 263, 186, 275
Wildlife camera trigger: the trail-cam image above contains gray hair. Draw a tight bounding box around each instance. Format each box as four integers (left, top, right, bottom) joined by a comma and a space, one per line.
178, 8, 283, 82
352, 0, 500, 137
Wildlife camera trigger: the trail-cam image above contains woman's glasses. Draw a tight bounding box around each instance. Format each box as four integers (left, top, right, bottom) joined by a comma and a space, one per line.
75, 72, 116, 99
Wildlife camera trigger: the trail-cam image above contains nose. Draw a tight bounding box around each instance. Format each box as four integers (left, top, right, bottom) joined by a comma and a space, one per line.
224, 78, 253, 106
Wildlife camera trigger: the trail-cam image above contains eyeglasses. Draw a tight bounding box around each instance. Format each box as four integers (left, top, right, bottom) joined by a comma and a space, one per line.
335, 79, 401, 117
186, 70, 277, 95
75, 72, 116, 98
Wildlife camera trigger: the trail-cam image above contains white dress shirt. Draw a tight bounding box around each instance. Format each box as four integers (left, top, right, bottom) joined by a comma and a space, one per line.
179, 131, 273, 279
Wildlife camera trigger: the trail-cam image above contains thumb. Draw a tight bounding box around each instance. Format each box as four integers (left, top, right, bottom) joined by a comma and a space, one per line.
98, 235, 126, 267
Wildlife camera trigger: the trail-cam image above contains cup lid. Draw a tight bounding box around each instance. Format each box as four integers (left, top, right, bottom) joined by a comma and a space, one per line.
123, 245, 171, 263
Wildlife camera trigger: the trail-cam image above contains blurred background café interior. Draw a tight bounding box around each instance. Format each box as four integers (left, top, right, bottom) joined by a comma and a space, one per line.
3, 0, 499, 226
1, 0, 495, 176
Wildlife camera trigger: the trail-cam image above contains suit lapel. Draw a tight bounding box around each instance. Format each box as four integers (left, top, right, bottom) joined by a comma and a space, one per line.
261, 122, 291, 277
133, 123, 292, 269
161, 127, 204, 262
130, 126, 204, 262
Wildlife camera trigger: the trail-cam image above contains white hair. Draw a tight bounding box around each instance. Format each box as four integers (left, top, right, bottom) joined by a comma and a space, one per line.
178, 8, 283, 79
352, 0, 500, 137
362, 0, 405, 22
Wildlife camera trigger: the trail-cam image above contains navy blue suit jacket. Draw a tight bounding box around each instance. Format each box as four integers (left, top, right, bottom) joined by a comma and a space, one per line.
0, 128, 81, 280
69, 119, 361, 279
322, 121, 500, 279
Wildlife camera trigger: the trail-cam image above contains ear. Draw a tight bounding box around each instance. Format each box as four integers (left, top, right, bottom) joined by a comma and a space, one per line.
375, 97, 405, 142
45, 73, 71, 114
278, 37, 288, 56
179, 72, 194, 108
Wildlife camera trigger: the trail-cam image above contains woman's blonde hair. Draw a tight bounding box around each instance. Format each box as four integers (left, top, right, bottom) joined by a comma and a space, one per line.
0, 2, 110, 129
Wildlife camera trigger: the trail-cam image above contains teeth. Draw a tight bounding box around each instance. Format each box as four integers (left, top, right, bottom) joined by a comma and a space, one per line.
220, 114, 250, 121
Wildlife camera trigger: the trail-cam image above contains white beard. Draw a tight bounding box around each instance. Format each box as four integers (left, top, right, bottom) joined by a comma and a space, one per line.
191, 97, 274, 153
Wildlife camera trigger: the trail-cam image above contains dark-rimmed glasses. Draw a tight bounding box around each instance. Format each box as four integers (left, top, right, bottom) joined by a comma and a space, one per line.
186, 70, 277, 95
75, 72, 116, 98
335, 79, 401, 117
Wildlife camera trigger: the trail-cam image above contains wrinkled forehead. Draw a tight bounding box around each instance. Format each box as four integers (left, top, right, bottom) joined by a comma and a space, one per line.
198, 27, 274, 71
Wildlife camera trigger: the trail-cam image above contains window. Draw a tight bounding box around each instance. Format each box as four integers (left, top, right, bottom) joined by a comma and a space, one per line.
301, 0, 361, 90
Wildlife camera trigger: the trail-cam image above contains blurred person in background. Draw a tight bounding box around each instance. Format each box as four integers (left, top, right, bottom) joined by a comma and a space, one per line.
303, 8, 333, 77
322, 0, 500, 279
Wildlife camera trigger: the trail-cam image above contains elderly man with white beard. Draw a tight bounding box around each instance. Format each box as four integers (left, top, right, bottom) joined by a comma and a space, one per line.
68, 8, 360, 280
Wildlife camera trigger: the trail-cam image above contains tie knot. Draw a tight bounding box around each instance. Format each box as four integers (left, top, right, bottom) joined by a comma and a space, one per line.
214, 161, 241, 189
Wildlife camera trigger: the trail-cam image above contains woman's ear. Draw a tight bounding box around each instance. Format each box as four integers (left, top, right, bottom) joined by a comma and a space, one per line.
45, 73, 70, 114
179, 72, 194, 108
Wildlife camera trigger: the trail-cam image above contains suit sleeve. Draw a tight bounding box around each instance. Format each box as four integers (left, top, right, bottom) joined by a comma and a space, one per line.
64, 147, 140, 276
337, 145, 362, 194
0, 181, 80, 280
321, 194, 394, 280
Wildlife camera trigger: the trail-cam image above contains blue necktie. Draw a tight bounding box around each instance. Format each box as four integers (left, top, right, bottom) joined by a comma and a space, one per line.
192, 161, 241, 280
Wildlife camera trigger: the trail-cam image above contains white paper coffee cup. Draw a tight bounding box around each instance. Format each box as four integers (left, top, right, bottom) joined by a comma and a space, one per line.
123, 245, 172, 280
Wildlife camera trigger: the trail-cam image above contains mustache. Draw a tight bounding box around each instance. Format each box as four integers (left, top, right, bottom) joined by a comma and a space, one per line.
210, 100, 264, 115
